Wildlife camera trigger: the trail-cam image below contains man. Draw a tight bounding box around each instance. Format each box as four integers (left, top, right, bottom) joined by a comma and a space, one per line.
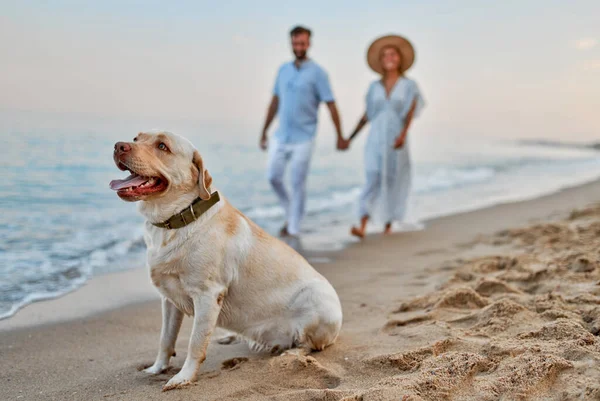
260, 25, 347, 238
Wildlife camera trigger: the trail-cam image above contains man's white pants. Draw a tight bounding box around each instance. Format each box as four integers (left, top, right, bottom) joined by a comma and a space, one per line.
267, 139, 315, 236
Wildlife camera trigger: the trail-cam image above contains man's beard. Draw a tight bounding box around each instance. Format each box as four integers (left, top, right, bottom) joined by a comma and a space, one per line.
294, 50, 307, 60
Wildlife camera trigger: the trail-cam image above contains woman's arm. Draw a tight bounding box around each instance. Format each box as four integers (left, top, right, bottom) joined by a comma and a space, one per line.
349, 112, 369, 142
393, 98, 417, 149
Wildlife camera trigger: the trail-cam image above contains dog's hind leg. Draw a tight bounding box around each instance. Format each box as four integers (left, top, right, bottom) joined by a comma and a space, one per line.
302, 320, 341, 351
215, 332, 241, 345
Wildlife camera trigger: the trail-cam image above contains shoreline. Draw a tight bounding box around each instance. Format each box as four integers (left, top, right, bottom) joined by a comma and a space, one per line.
3, 171, 600, 325
2, 177, 599, 333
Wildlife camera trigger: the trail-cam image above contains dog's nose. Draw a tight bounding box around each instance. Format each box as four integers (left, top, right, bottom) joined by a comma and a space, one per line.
114, 142, 131, 154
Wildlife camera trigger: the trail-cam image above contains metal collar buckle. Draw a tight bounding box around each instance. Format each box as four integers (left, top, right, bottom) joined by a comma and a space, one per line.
180, 211, 188, 226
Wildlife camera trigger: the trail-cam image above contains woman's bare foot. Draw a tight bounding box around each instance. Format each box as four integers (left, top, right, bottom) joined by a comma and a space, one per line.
351, 216, 369, 239
351, 226, 365, 239
383, 223, 392, 235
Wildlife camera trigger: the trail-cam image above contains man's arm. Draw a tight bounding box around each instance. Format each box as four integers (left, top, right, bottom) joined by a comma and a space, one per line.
316, 68, 347, 150
326, 101, 348, 150
260, 95, 279, 150
326, 101, 343, 139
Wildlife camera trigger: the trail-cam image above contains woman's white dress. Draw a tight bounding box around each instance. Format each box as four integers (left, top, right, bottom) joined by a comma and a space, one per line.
358, 77, 425, 224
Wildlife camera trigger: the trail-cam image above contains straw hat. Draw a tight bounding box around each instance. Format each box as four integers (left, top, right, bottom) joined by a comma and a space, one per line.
366, 34, 415, 75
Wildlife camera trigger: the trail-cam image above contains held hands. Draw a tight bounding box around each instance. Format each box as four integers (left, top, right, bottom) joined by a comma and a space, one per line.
337, 136, 350, 151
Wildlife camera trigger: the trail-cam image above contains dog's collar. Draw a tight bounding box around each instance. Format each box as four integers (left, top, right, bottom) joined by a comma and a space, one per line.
151, 192, 221, 230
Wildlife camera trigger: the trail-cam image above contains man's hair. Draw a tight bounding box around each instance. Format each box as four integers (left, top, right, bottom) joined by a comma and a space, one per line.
290, 26, 312, 37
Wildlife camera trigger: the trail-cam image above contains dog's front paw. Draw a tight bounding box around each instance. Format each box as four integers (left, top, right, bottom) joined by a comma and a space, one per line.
143, 362, 168, 375
162, 373, 195, 392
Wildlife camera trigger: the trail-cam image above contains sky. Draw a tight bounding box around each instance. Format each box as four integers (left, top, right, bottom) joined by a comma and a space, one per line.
0, 0, 599, 141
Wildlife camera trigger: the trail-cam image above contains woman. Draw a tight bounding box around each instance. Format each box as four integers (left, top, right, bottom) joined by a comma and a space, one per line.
348, 35, 425, 238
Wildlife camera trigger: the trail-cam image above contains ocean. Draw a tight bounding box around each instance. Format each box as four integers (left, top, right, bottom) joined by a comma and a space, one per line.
2, 129, 600, 319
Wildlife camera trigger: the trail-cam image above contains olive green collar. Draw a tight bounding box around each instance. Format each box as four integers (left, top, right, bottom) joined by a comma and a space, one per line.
151, 192, 221, 230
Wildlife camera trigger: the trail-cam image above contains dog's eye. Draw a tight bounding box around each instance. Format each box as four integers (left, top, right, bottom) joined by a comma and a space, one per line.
158, 142, 168, 151
133, 137, 138, 142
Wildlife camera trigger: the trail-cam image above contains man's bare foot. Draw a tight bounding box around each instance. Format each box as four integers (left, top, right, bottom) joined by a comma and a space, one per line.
351, 226, 365, 239
279, 224, 289, 237
383, 224, 392, 235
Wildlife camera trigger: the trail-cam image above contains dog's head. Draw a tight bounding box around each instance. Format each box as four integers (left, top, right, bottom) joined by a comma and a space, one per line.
110, 131, 212, 204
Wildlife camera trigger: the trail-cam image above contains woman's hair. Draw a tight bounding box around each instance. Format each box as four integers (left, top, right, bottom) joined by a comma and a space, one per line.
379, 45, 404, 75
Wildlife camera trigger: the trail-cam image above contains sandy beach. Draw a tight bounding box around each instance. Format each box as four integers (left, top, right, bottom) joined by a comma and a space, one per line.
2, 180, 600, 401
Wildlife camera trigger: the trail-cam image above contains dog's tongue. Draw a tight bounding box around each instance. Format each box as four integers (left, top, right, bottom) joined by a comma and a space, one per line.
110, 174, 148, 190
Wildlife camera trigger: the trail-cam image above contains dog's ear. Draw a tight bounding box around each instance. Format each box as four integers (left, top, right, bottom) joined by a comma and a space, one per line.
192, 150, 212, 200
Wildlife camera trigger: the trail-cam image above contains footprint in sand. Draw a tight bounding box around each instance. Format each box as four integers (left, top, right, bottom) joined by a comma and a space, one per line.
366, 338, 456, 372
217, 354, 342, 400
383, 312, 432, 332
518, 319, 596, 346
449, 298, 539, 337
434, 287, 489, 310
221, 357, 249, 371
268, 353, 342, 390
474, 352, 574, 398
269, 389, 356, 401
354, 352, 494, 400
474, 278, 522, 297
391, 286, 489, 315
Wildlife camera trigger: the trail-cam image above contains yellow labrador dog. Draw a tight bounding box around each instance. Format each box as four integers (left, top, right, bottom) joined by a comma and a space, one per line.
110, 131, 342, 391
